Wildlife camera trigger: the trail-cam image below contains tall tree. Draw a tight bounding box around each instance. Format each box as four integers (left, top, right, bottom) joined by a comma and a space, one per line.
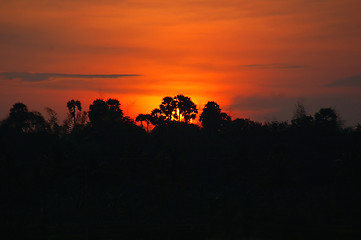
314, 108, 341, 130
136, 114, 146, 128
150, 108, 165, 127
67, 99, 82, 127
136, 114, 152, 132
88, 98, 123, 126
9, 103, 29, 129
173, 95, 198, 123
45, 107, 59, 134
4, 102, 46, 133
159, 96, 176, 121
292, 102, 306, 120
143, 114, 152, 133
200, 101, 230, 132
291, 103, 313, 128
149, 95, 198, 126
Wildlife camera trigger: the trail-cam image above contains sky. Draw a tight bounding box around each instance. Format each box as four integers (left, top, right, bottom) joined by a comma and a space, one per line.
1, 0, 361, 126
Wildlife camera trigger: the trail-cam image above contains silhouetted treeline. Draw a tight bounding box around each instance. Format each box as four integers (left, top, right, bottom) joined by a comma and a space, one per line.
1, 96, 361, 240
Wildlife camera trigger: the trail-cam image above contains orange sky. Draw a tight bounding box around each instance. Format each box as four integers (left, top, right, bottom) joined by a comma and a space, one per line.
1, 0, 361, 125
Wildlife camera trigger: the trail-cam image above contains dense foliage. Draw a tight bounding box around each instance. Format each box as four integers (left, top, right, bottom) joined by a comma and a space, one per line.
1, 97, 361, 239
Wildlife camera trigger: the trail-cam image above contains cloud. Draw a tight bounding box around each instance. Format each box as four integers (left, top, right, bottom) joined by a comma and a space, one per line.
0, 72, 141, 82
238, 63, 306, 69
34, 79, 163, 95
325, 75, 361, 87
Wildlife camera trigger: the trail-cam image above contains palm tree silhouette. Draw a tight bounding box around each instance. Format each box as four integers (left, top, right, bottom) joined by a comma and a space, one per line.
67, 99, 82, 127
136, 114, 152, 132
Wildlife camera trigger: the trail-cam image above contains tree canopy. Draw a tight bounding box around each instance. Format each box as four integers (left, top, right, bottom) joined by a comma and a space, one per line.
88, 98, 124, 126
146, 94, 198, 127
2, 102, 47, 134
199, 101, 230, 132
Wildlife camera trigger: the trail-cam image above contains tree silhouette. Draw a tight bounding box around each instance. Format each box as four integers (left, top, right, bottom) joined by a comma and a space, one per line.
136, 114, 145, 128
149, 95, 198, 127
45, 107, 59, 134
10, 102, 28, 116
230, 118, 261, 132
291, 103, 313, 128
88, 99, 108, 125
67, 99, 82, 127
159, 96, 176, 121
143, 114, 152, 133
136, 114, 152, 132
88, 98, 124, 126
314, 107, 341, 130
292, 103, 306, 120
106, 98, 123, 119
173, 95, 198, 123
4, 102, 46, 133
200, 101, 230, 132
9, 103, 29, 130
149, 108, 165, 127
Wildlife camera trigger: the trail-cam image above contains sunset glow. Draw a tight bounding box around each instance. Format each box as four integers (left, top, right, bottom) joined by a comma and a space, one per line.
1, 0, 361, 125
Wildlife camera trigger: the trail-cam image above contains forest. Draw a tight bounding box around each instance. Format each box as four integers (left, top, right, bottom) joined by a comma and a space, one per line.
1, 95, 361, 239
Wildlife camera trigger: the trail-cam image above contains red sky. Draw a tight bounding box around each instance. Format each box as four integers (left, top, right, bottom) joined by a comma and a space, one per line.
1, 0, 361, 125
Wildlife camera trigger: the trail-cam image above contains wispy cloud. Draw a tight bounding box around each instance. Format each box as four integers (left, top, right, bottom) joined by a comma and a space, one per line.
238, 63, 306, 69
0, 72, 141, 82
326, 75, 361, 87
33, 79, 163, 95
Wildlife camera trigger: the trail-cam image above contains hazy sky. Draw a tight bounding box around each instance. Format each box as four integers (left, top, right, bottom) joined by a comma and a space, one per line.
1, 0, 361, 125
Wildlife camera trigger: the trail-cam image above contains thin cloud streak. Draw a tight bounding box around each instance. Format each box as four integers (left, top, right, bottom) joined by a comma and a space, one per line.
238, 63, 306, 69
326, 75, 361, 87
22, 78, 223, 97
0, 72, 141, 82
